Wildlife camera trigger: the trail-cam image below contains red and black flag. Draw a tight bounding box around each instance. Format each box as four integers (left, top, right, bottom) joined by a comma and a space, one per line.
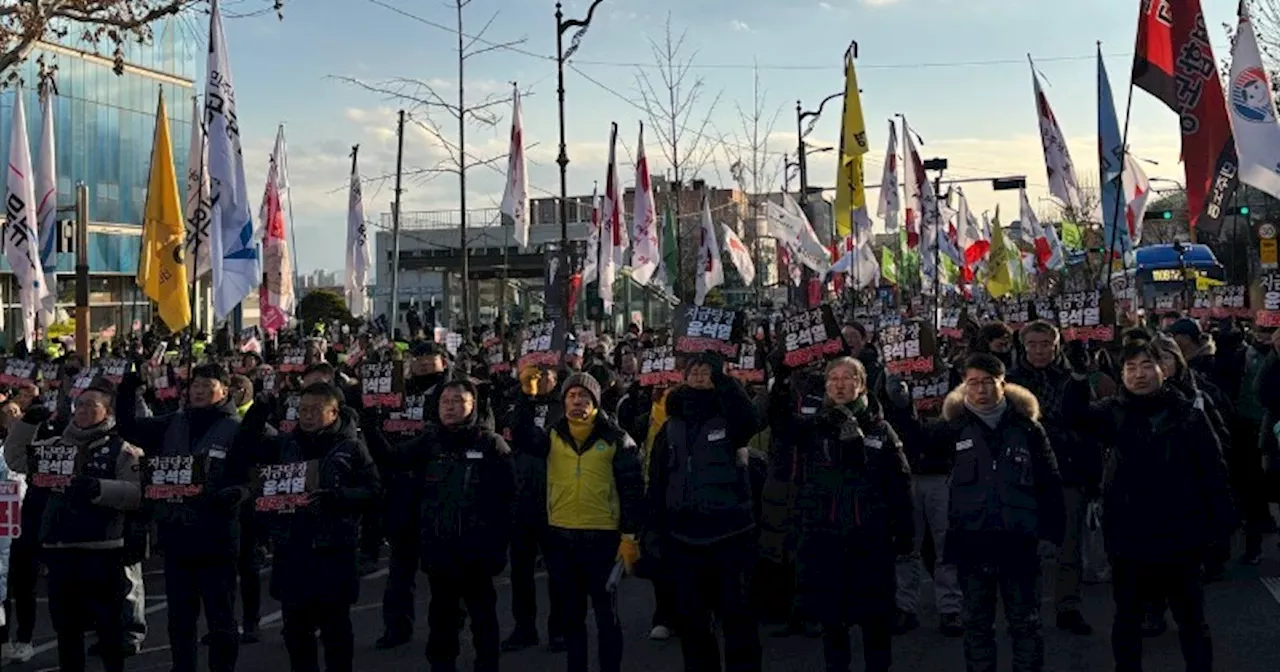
1132, 0, 1238, 238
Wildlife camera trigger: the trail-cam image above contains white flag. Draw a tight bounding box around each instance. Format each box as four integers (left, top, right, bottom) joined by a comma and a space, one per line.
1031, 65, 1084, 210
36, 87, 57, 327
1228, 6, 1280, 200
346, 151, 371, 318
5, 87, 49, 349
205, 0, 259, 320
763, 194, 831, 274
1122, 153, 1151, 246
501, 85, 530, 248
721, 222, 755, 286
184, 95, 212, 280
629, 123, 660, 286
599, 123, 625, 314
581, 186, 601, 285
695, 194, 723, 305
259, 125, 294, 334
876, 119, 900, 233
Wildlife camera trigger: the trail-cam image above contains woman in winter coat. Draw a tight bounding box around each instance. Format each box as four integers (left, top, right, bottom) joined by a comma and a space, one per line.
792, 357, 913, 672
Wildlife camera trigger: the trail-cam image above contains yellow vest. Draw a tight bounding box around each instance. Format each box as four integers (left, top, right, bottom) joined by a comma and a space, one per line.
547, 430, 620, 531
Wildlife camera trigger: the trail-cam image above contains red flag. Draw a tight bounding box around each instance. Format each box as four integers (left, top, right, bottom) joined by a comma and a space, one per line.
1133, 0, 1238, 237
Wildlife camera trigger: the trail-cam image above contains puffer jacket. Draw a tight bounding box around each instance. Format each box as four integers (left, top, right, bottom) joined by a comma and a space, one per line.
1089, 386, 1237, 562
937, 383, 1066, 565
397, 414, 516, 576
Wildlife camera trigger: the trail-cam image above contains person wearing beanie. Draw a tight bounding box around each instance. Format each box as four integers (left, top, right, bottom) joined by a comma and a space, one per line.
529, 371, 644, 672
113, 361, 256, 670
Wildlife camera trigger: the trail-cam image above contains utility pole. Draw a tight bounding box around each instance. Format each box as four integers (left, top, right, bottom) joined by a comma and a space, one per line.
389, 118, 405, 333
74, 183, 90, 360
456, 0, 470, 333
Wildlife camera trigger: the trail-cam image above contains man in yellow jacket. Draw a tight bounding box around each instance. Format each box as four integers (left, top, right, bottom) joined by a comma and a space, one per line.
537, 372, 644, 672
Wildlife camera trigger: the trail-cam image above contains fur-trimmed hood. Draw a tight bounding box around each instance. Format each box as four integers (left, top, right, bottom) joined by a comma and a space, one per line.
940, 382, 1041, 423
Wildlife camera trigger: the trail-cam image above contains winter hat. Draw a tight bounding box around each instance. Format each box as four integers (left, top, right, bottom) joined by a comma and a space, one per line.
1167, 318, 1202, 342
562, 371, 602, 407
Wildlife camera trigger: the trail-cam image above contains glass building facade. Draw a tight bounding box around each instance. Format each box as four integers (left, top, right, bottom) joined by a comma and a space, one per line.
0, 17, 197, 343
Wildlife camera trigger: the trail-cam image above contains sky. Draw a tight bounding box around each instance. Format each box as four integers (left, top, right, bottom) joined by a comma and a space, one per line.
197, 0, 1246, 274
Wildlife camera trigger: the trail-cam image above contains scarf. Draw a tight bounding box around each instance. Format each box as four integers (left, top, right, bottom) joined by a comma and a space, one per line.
964, 397, 1008, 429
64, 417, 117, 445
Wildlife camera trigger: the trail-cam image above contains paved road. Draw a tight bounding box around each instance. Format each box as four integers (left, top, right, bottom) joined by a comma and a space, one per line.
12, 535, 1280, 672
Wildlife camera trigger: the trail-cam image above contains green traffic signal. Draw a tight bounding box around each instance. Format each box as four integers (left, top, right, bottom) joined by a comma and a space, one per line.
1161, 211, 1173, 219
1239, 206, 1250, 215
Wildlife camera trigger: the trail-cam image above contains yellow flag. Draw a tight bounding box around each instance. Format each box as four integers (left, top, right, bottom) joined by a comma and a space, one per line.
833, 50, 869, 240
985, 207, 1014, 298
138, 91, 191, 332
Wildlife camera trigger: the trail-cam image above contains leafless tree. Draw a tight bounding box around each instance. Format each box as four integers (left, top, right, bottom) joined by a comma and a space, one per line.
0, 0, 283, 80
722, 63, 782, 292
634, 13, 722, 300
334, 0, 525, 330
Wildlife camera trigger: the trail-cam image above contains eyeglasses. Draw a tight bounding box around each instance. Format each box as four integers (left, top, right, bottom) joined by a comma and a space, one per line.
964, 378, 999, 390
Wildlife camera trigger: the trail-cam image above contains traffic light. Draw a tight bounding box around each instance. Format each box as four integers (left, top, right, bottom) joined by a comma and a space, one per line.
1144, 210, 1174, 221
1238, 206, 1250, 216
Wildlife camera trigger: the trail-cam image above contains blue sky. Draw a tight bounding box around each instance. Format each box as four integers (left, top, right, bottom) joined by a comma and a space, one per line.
205, 0, 1242, 273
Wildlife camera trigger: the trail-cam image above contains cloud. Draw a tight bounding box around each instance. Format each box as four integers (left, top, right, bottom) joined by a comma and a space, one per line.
730, 19, 753, 33
860, 0, 903, 6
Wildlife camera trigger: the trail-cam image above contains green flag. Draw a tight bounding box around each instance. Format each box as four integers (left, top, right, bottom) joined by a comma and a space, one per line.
880, 246, 897, 285
1061, 219, 1084, 250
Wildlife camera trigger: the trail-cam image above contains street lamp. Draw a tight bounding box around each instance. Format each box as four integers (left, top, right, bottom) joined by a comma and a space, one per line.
555, 0, 605, 246
795, 93, 842, 206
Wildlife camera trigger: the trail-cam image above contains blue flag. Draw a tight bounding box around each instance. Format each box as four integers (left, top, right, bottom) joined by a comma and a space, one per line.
1098, 46, 1129, 256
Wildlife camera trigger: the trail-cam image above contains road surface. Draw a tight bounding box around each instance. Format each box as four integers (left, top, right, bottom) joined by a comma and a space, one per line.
11, 536, 1280, 671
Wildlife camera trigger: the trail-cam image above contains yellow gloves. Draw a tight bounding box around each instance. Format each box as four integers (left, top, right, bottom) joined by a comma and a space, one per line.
617, 535, 641, 575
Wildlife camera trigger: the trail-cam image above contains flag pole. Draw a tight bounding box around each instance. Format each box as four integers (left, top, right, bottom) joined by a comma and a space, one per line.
1102, 41, 1136, 287
280, 124, 301, 320
186, 93, 209, 400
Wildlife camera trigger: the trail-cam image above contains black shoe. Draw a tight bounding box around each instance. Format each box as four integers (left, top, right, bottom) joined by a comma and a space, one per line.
1056, 610, 1093, 636
940, 613, 964, 637
88, 642, 139, 658
545, 634, 567, 653
891, 610, 920, 636
1141, 612, 1167, 638
500, 629, 539, 653
358, 558, 381, 577
376, 631, 412, 650
240, 628, 261, 644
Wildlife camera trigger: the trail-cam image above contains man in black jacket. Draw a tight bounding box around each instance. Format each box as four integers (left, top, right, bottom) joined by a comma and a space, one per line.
402, 380, 516, 672
1090, 341, 1236, 672
1005, 321, 1096, 636
941, 354, 1066, 672
647, 353, 762, 671
240, 382, 381, 672
117, 364, 252, 672
499, 365, 566, 652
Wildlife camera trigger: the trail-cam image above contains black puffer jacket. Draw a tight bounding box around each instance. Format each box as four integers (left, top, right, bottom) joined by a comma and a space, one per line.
396, 413, 515, 576
646, 380, 760, 546
1089, 387, 1237, 562
243, 405, 382, 605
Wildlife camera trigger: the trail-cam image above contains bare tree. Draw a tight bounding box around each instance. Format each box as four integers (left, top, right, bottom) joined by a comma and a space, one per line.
335, 0, 525, 330
722, 63, 782, 295
634, 13, 722, 300
0, 0, 283, 79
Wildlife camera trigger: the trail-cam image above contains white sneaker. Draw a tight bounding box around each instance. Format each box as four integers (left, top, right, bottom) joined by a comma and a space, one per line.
8, 642, 34, 663
649, 625, 671, 641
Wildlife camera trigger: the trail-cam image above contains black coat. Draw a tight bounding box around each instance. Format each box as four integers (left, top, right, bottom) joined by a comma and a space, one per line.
502, 394, 562, 529
393, 418, 516, 576
1089, 387, 1237, 562
1006, 356, 1096, 488
792, 398, 913, 625
937, 383, 1066, 566
243, 406, 382, 606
